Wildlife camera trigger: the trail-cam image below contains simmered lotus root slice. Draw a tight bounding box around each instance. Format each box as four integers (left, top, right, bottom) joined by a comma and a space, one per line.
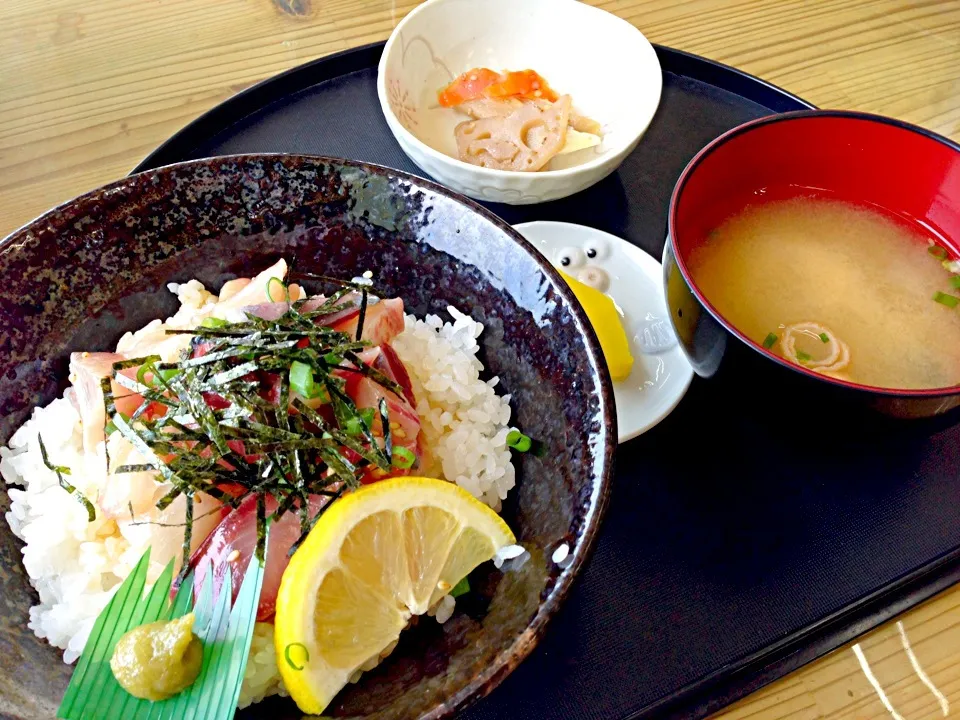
455, 95, 572, 171
460, 97, 602, 137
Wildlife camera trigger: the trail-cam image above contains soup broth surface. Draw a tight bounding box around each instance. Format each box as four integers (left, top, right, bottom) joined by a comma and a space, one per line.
687, 196, 960, 390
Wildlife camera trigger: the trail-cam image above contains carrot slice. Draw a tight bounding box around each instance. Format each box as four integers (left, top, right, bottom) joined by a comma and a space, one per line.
439, 68, 561, 106
438, 68, 501, 107
484, 70, 559, 102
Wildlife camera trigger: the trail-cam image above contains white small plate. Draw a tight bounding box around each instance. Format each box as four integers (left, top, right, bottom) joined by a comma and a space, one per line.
514, 222, 693, 443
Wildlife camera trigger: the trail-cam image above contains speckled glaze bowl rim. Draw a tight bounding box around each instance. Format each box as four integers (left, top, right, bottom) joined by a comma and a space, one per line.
1, 153, 617, 719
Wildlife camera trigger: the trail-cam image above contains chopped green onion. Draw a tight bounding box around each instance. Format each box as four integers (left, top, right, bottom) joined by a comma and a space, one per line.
135, 360, 179, 387
343, 408, 376, 439
284, 642, 309, 671
323, 352, 341, 366
951, 275, 960, 290
201, 317, 228, 328
359, 407, 375, 428
507, 430, 532, 453
933, 291, 960, 308
265, 276, 288, 302
796, 351, 812, 362
929, 245, 948, 260
309, 386, 331, 403
133, 355, 163, 386
819, 333, 830, 343
392, 446, 416, 469
38, 434, 95, 522
290, 360, 315, 397
762, 332, 778, 349
155, 367, 179, 384
106, 412, 130, 436
450, 576, 470, 598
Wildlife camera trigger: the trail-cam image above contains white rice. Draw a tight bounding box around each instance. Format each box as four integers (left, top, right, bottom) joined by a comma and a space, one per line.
392, 306, 516, 510
0, 279, 516, 706
492, 543, 527, 569
551, 543, 570, 565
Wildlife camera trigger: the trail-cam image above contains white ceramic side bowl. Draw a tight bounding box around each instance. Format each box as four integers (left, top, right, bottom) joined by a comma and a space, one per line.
377, 0, 663, 205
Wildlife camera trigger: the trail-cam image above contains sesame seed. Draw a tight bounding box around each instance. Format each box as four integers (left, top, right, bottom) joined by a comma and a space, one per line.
227, 550, 240, 563
437, 580, 451, 591
362, 270, 373, 279
469, 74, 477, 81
533, 90, 542, 97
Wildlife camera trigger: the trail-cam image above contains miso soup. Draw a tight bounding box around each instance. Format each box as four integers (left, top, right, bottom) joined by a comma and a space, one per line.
687, 197, 960, 390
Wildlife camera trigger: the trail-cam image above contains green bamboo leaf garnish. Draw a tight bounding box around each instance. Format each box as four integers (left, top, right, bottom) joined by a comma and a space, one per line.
57, 539, 267, 720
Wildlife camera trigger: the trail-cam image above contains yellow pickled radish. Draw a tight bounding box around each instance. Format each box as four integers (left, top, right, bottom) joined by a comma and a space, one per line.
558, 269, 634, 381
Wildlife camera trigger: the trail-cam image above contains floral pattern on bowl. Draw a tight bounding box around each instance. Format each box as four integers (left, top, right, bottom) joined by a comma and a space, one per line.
377, 0, 663, 205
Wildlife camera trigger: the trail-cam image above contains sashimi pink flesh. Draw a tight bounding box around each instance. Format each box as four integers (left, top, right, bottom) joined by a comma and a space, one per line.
174, 492, 332, 621
332, 298, 406, 346
80, 289, 420, 615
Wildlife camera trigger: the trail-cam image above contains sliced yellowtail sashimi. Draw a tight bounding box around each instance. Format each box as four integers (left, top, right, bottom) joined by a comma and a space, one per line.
212, 258, 303, 321
274, 476, 516, 715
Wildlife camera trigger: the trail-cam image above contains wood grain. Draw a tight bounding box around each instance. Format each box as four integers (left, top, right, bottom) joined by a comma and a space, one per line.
1, 1, 959, 719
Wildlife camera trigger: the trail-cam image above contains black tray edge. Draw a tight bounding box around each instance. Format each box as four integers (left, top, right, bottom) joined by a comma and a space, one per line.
132, 42, 815, 174
655, 545, 960, 719
125, 38, 960, 720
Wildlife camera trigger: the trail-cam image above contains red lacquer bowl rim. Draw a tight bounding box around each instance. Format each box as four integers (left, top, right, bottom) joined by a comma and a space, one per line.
668, 109, 960, 399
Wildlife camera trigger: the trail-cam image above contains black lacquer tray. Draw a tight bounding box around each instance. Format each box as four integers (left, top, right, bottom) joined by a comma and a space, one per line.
136, 42, 960, 720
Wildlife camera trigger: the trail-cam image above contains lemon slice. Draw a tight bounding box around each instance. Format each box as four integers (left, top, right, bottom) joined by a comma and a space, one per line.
558, 269, 634, 381
273, 476, 516, 715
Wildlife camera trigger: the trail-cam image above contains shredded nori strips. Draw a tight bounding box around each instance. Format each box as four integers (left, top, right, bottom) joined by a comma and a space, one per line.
102, 280, 401, 577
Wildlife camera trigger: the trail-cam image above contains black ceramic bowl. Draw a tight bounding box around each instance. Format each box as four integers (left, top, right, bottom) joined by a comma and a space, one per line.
0, 156, 615, 719
663, 110, 960, 419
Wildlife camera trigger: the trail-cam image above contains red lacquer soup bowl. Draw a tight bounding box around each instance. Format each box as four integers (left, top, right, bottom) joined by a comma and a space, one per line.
663, 110, 960, 419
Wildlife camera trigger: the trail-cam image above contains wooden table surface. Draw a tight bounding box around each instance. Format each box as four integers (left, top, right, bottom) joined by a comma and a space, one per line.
2, 1, 959, 718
